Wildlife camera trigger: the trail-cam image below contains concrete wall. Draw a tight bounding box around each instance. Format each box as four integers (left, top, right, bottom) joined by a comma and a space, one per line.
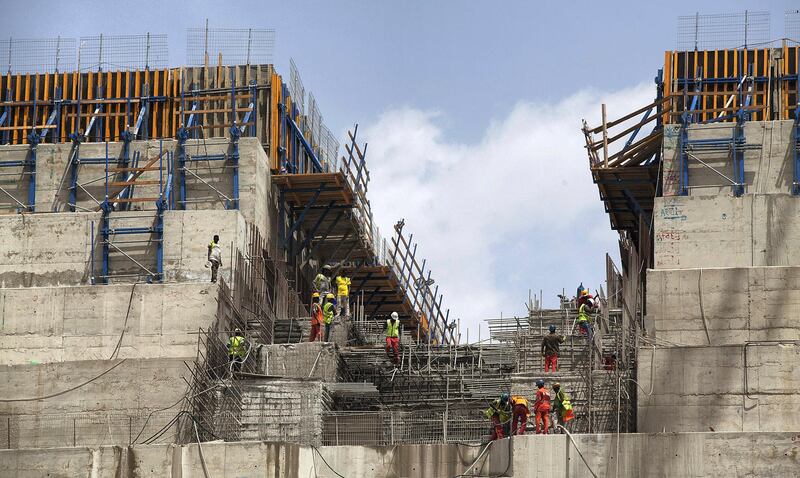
637, 344, 800, 432
661, 120, 795, 197
0, 358, 190, 416
0, 212, 100, 288
654, 194, 800, 269
0, 209, 248, 286
0, 282, 217, 365
2, 433, 798, 477
257, 342, 340, 381
647, 267, 800, 345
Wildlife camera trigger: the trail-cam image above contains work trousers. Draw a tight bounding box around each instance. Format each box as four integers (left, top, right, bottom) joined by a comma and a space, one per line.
210, 259, 220, 283
511, 404, 529, 435
309, 323, 321, 342
385, 336, 400, 364
544, 354, 558, 372
336, 295, 350, 318
535, 408, 550, 434
490, 415, 505, 440
578, 321, 594, 342
324, 323, 333, 342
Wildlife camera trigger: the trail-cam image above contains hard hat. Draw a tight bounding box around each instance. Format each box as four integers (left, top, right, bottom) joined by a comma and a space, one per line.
323, 264, 332, 270
535, 379, 545, 388
553, 382, 561, 389
312, 292, 320, 298
234, 328, 241, 333
500, 393, 509, 404
548, 324, 556, 333
581, 290, 588, 296
326, 293, 335, 299
391, 311, 399, 320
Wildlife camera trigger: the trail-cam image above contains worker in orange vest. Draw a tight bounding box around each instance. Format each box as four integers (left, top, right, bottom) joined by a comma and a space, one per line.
510, 395, 531, 435
533, 379, 552, 434
309, 293, 323, 342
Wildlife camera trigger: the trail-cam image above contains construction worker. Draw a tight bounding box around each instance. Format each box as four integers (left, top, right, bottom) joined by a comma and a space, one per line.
335, 273, 351, 319
533, 379, 552, 434
510, 395, 531, 435
385, 312, 401, 365
552, 383, 575, 432
577, 300, 594, 342
207, 235, 222, 283
314, 265, 332, 297
227, 328, 246, 372
309, 293, 323, 342
541, 324, 565, 372
484, 393, 512, 440
323, 293, 336, 342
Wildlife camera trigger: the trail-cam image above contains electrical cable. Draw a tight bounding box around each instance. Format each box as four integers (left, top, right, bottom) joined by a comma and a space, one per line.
310, 445, 346, 478
194, 421, 213, 478
0, 358, 127, 402
557, 425, 599, 478
110, 282, 138, 360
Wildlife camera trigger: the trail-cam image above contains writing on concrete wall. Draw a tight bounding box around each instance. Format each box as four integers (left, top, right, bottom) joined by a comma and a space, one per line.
660, 205, 687, 221
655, 230, 682, 242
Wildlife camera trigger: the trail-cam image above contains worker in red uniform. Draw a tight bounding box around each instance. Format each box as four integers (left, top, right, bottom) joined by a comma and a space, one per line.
533, 379, 552, 434
541, 324, 565, 372
385, 312, 401, 365
484, 393, 512, 440
309, 292, 322, 342
510, 395, 531, 435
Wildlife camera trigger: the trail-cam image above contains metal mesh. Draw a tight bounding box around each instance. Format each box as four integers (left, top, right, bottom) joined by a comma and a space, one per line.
677, 11, 771, 51
79, 34, 169, 71
186, 27, 275, 67
289, 58, 305, 117
787, 10, 800, 40
0, 37, 76, 74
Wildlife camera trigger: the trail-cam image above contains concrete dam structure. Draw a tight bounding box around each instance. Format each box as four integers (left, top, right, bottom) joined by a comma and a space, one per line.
1, 14, 800, 478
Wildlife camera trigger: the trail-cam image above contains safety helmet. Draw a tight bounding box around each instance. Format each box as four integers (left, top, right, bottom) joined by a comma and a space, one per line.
553, 382, 560, 390
535, 379, 545, 388
500, 393, 509, 404
312, 292, 320, 298
323, 264, 332, 271
234, 328, 241, 333
326, 293, 335, 299
548, 324, 556, 333
580, 289, 588, 296
391, 311, 399, 320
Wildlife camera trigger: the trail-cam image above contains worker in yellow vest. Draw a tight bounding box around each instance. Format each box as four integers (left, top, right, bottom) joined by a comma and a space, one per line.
510, 395, 531, 435
227, 328, 246, 372
323, 293, 336, 342
385, 312, 401, 365
335, 274, 351, 319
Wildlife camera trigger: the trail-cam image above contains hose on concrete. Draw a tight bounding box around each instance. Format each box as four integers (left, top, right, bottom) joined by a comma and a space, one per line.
311, 445, 346, 478
194, 421, 212, 478
110, 282, 138, 360
556, 425, 599, 478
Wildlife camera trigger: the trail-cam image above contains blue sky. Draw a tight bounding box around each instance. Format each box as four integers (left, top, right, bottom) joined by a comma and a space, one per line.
1, 0, 796, 338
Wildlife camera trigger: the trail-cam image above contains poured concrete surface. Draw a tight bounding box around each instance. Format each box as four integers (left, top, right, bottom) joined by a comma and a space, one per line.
646, 267, 800, 345
637, 343, 800, 432
0, 282, 217, 365
653, 194, 800, 269
2, 433, 798, 477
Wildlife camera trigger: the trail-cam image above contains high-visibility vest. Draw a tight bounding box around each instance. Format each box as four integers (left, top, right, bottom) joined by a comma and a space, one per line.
209, 241, 222, 262
484, 399, 511, 421
311, 303, 323, 325
577, 304, 590, 323
227, 336, 245, 357
336, 276, 351, 296
386, 319, 400, 338
535, 388, 552, 411
511, 396, 530, 416
323, 302, 335, 325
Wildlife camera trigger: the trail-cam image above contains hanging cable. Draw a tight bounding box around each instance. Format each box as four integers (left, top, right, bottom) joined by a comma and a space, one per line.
0, 359, 127, 402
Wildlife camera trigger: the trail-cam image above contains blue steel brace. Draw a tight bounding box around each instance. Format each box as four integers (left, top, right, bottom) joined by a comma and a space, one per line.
679, 112, 690, 196
176, 127, 189, 209
100, 201, 111, 284
1, 88, 12, 145
67, 136, 82, 211
793, 105, 800, 196
25, 132, 39, 212
732, 111, 746, 197
229, 125, 241, 209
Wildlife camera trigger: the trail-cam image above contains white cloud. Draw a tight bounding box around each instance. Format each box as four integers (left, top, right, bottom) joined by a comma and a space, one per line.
361, 82, 654, 340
